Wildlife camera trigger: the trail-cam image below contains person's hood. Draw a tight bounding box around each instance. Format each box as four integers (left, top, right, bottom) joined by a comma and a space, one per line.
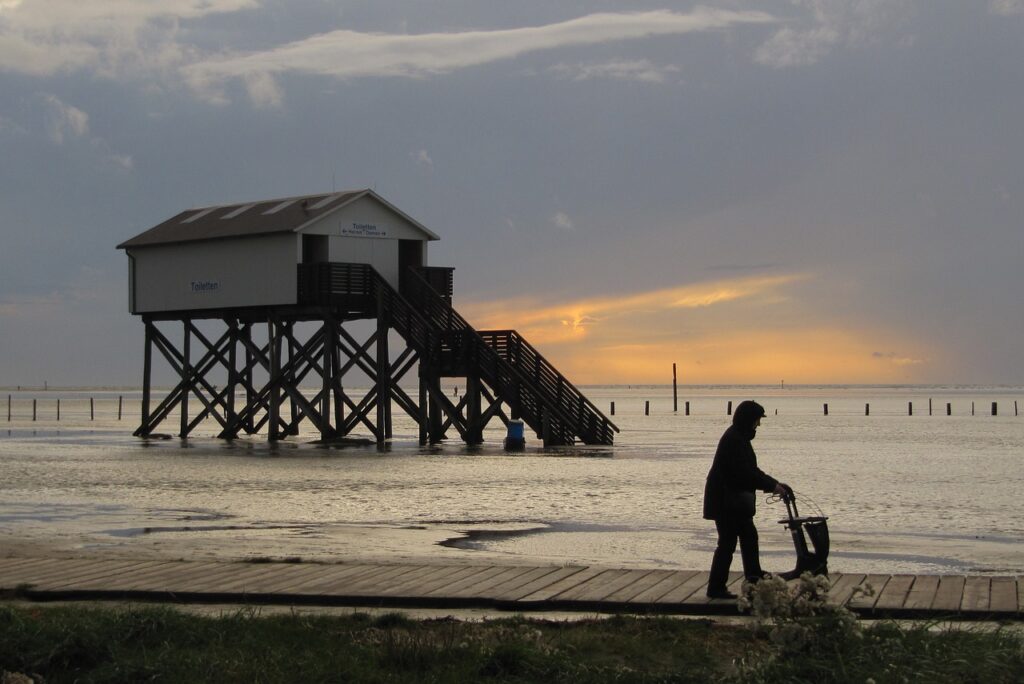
732, 400, 766, 438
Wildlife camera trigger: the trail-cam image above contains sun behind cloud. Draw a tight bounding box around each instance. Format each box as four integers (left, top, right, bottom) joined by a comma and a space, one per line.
458, 273, 933, 384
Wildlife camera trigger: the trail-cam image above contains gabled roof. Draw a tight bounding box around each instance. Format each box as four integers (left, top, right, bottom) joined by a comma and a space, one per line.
117, 188, 440, 249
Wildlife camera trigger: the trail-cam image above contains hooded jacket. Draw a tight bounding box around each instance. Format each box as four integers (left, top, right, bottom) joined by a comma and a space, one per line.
702, 400, 778, 521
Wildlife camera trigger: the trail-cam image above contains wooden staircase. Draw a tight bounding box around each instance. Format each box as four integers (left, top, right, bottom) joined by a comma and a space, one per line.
382, 268, 618, 446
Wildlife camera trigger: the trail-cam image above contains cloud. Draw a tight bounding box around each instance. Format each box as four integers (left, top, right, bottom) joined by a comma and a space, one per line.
552, 212, 575, 231
184, 8, 774, 100
452, 272, 932, 382
0, 267, 113, 318
872, 350, 925, 366
412, 149, 434, 168
460, 273, 807, 345
30, 94, 134, 169
755, 0, 913, 68
108, 153, 135, 170
0, 0, 257, 77
242, 71, 284, 108
39, 94, 90, 144
990, 0, 1024, 15
547, 59, 682, 83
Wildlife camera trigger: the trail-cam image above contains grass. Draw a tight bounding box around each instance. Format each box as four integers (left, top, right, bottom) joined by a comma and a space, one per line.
0, 604, 1022, 683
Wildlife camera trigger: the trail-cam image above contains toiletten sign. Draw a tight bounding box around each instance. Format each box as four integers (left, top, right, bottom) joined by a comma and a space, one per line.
341, 221, 387, 238
190, 280, 220, 293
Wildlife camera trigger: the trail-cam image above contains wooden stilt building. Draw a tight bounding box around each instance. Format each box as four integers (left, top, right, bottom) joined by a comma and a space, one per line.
117, 189, 617, 446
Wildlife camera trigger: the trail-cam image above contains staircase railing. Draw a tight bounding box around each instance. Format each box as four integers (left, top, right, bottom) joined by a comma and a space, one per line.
476, 329, 618, 444
398, 268, 617, 445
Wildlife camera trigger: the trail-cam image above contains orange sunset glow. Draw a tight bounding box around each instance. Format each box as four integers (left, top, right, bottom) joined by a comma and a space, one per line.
458, 273, 932, 385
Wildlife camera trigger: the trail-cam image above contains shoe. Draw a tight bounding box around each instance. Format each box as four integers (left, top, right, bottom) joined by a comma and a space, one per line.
706, 588, 737, 600
745, 572, 772, 584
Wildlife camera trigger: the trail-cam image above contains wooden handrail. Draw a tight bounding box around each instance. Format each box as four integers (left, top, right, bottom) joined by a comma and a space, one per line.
401, 269, 616, 444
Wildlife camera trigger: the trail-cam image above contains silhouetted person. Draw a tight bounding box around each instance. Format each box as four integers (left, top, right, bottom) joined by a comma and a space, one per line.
702, 400, 790, 599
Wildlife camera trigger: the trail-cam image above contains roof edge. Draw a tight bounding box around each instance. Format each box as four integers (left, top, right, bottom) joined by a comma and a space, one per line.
293, 189, 440, 241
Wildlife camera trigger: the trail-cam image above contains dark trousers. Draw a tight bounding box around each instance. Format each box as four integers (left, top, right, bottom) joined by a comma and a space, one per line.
709, 514, 762, 591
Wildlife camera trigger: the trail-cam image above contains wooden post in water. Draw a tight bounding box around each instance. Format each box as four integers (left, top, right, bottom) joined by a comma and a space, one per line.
947, 402, 951, 416
972, 401, 975, 416
57, 399, 60, 421
992, 402, 997, 416
118, 395, 123, 421
929, 398, 932, 416
1016, 401, 1018, 416
90, 397, 95, 421
727, 400, 732, 415
823, 403, 829, 416
610, 401, 615, 416
33, 399, 36, 421
685, 401, 690, 416
645, 400, 650, 416
7, 395, 10, 421
865, 403, 870, 416
908, 401, 913, 416
672, 363, 678, 413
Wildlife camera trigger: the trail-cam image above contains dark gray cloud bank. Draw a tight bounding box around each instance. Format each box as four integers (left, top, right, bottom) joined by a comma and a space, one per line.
0, 1, 1021, 385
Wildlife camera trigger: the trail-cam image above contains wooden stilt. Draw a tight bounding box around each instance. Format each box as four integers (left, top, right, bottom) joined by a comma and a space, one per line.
180, 321, 191, 437
375, 301, 391, 442
268, 318, 281, 441
137, 320, 153, 436
226, 320, 238, 433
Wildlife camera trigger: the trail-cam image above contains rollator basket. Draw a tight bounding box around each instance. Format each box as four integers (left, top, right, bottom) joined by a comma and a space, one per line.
777, 493, 830, 580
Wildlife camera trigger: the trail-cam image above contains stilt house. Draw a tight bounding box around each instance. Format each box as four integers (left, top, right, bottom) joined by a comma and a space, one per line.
117, 189, 616, 446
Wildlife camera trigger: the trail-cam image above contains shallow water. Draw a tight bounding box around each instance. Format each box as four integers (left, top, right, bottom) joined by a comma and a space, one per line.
1, 385, 1021, 576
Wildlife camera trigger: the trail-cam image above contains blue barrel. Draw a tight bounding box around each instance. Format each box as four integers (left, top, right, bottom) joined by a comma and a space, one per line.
504, 419, 526, 450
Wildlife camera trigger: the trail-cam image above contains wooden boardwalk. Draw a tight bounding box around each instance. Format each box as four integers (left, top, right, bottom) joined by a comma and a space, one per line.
0, 557, 1020, 620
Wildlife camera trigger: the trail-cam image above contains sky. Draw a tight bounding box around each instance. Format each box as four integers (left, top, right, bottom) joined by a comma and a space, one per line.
1, 0, 1022, 387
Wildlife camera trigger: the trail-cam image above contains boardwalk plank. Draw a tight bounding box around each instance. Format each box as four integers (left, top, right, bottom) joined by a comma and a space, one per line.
553, 569, 649, 602
331, 564, 434, 595
875, 575, 915, 611
385, 566, 490, 597
130, 561, 254, 592
627, 571, 698, 604
2, 559, 105, 586
422, 566, 514, 598
6, 559, 114, 585
38, 561, 174, 591
827, 573, 866, 607
276, 564, 395, 595
604, 569, 679, 603
656, 571, 712, 605
451, 566, 541, 600
848, 574, 890, 611
178, 563, 307, 594
990, 577, 1017, 614
131, 562, 252, 593
903, 575, 940, 611
264, 564, 385, 595
69, 561, 208, 592
424, 566, 512, 598
484, 566, 575, 601
0, 557, 68, 579
188, 565, 321, 593
583, 570, 658, 603
931, 576, 966, 612
515, 567, 604, 603
961, 576, 990, 613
